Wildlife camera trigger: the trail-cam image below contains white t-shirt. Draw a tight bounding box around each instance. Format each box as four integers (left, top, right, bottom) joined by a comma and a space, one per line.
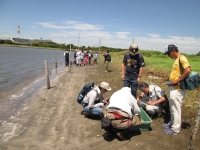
107, 87, 140, 119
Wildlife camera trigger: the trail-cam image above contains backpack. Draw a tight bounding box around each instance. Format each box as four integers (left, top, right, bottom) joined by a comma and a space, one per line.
64, 52, 69, 57
107, 54, 111, 61
179, 57, 200, 90
91, 53, 93, 57
101, 117, 111, 130
77, 82, 95, 104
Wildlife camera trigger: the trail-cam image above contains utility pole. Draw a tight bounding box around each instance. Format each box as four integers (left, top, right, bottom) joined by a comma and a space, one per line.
18, 25, 20, 38
99, 38, 101, 51
78, 33, 80, 49
132, 38, 134, 44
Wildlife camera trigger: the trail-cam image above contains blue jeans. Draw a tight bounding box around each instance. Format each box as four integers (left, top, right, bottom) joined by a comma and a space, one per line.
81, 100, 103, 116
123, 78, 138, 98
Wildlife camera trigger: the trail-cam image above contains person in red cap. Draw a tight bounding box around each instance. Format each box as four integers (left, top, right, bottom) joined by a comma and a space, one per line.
121, 43, 145, 98
162, 44, 191, 135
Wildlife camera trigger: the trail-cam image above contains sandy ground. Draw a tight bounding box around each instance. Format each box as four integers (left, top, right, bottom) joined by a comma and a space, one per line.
0, 63, 199, 150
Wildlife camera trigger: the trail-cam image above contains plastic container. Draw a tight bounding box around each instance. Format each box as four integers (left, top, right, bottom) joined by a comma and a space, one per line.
133, 107, 152, 131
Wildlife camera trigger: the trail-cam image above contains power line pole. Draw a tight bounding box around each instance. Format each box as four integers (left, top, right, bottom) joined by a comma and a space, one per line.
78, 33, 80, 49
99, 38, 101, 51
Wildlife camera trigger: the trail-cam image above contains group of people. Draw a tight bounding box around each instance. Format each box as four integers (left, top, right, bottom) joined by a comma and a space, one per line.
79, 43, 191, 140
64, 49, 99, 67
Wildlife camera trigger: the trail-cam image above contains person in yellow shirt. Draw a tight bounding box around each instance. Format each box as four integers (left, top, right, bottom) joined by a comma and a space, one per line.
162, 44, 191, 135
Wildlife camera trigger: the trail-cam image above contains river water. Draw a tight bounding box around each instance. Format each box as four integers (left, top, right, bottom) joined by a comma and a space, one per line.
0, 46, 73, 120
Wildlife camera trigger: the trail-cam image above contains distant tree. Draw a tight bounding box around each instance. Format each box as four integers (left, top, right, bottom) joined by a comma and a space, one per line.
196, 51, 200, 56
0, 40, 4, 44
4, 40, 14, 44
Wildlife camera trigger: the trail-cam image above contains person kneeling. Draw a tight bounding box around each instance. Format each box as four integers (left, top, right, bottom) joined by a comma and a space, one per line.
103, 87, 141, 141
81, 82, 111, 118
137, 82, 170, 119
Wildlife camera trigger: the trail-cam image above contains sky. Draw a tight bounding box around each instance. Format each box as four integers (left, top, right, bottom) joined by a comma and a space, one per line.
0, 0, 200, 54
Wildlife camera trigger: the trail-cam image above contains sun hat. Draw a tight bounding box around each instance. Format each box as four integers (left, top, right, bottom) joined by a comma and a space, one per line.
99, 82, 111, 91
129, 44, 139, 55
164, 44, 178, 55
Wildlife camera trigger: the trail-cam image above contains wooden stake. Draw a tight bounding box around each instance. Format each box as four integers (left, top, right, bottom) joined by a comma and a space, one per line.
44, 60, 50, 89
189, 99, 200, 150
54, 57, 57, 74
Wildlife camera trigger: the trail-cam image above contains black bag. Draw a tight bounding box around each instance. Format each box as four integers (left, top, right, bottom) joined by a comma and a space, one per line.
107, 54, 111, 61
179, 57, 199, 90
101, 117, 111, 130
161, 95, 170, 114
77, 82, 95, 104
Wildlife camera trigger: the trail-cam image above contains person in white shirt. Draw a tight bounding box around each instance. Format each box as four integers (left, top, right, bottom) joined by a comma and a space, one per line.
137, 82, 169, 119
76, 49, 82, 66
82, 82, 111, 117
105, 87, 141, 140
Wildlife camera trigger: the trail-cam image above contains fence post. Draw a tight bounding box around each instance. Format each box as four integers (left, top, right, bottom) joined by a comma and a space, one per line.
189, 99, 200, 150
44, 60, 50, 89
54, 57, 57, 74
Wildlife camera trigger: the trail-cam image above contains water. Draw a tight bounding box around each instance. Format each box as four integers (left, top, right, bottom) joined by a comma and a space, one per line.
0, 46, 73, 120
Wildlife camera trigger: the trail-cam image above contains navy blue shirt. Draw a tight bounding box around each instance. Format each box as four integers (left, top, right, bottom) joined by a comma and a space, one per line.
122, 53, 145, 80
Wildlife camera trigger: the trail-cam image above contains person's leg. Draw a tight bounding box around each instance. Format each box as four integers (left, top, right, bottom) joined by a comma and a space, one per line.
83, 106, 103, 116
146, 105, 161, 115
168, 88, 185, 133
123, 78, 131, 88
130, 79, 138, 98
105, 61, 108, 71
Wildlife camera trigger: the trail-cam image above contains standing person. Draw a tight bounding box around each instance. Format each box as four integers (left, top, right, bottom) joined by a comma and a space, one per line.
76, 49, 82, 66
88, 50, 93, 65
80, 50, 84, 65
162, 44, 191, 135
64, 49, 69, 66
83, 51, 89, 66
137, 82, 170, 119
93, 52, 98, 65
81, 82, 111, 118
104, 50, 111, 72
73, 49, 77, 64
104, 87, 141, 140
121, 44, 145, 98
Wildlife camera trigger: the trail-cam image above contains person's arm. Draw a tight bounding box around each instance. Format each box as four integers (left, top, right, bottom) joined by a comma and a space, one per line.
147, 96, 165, 106
121, 63, 126, 80
137, 67, 143, 83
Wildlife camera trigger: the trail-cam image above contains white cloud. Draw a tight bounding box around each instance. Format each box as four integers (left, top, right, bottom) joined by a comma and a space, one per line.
147, 33, 161, 38
35, 21, 102, 30
114, 32, 130, 39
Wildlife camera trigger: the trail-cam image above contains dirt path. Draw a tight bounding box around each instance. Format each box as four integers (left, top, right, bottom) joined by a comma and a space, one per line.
0, 64, 199, 150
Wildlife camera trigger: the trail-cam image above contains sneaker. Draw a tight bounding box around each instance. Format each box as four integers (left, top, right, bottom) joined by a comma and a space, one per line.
162, 123, 171, 128
163, 128, 178, 135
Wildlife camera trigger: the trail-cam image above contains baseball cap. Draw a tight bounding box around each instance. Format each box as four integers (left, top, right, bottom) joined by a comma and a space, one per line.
129, 44, 139, 55
99, 82, 112, 91
164, 44, 178, 55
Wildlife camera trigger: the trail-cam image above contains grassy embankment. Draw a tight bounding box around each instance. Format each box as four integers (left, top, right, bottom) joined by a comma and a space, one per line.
99, 49, 200, 118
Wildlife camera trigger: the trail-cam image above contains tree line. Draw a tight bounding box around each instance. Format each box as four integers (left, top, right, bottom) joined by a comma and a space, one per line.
0, 39, 200, 55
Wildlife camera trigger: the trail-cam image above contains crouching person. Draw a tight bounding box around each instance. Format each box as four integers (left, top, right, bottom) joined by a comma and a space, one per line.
137, 82, 170, 119
81, 82, 111, 118
103, 87, 141, 141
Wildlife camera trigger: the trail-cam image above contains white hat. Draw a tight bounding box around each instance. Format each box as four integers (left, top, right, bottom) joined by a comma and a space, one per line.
99, 82, 111, 91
